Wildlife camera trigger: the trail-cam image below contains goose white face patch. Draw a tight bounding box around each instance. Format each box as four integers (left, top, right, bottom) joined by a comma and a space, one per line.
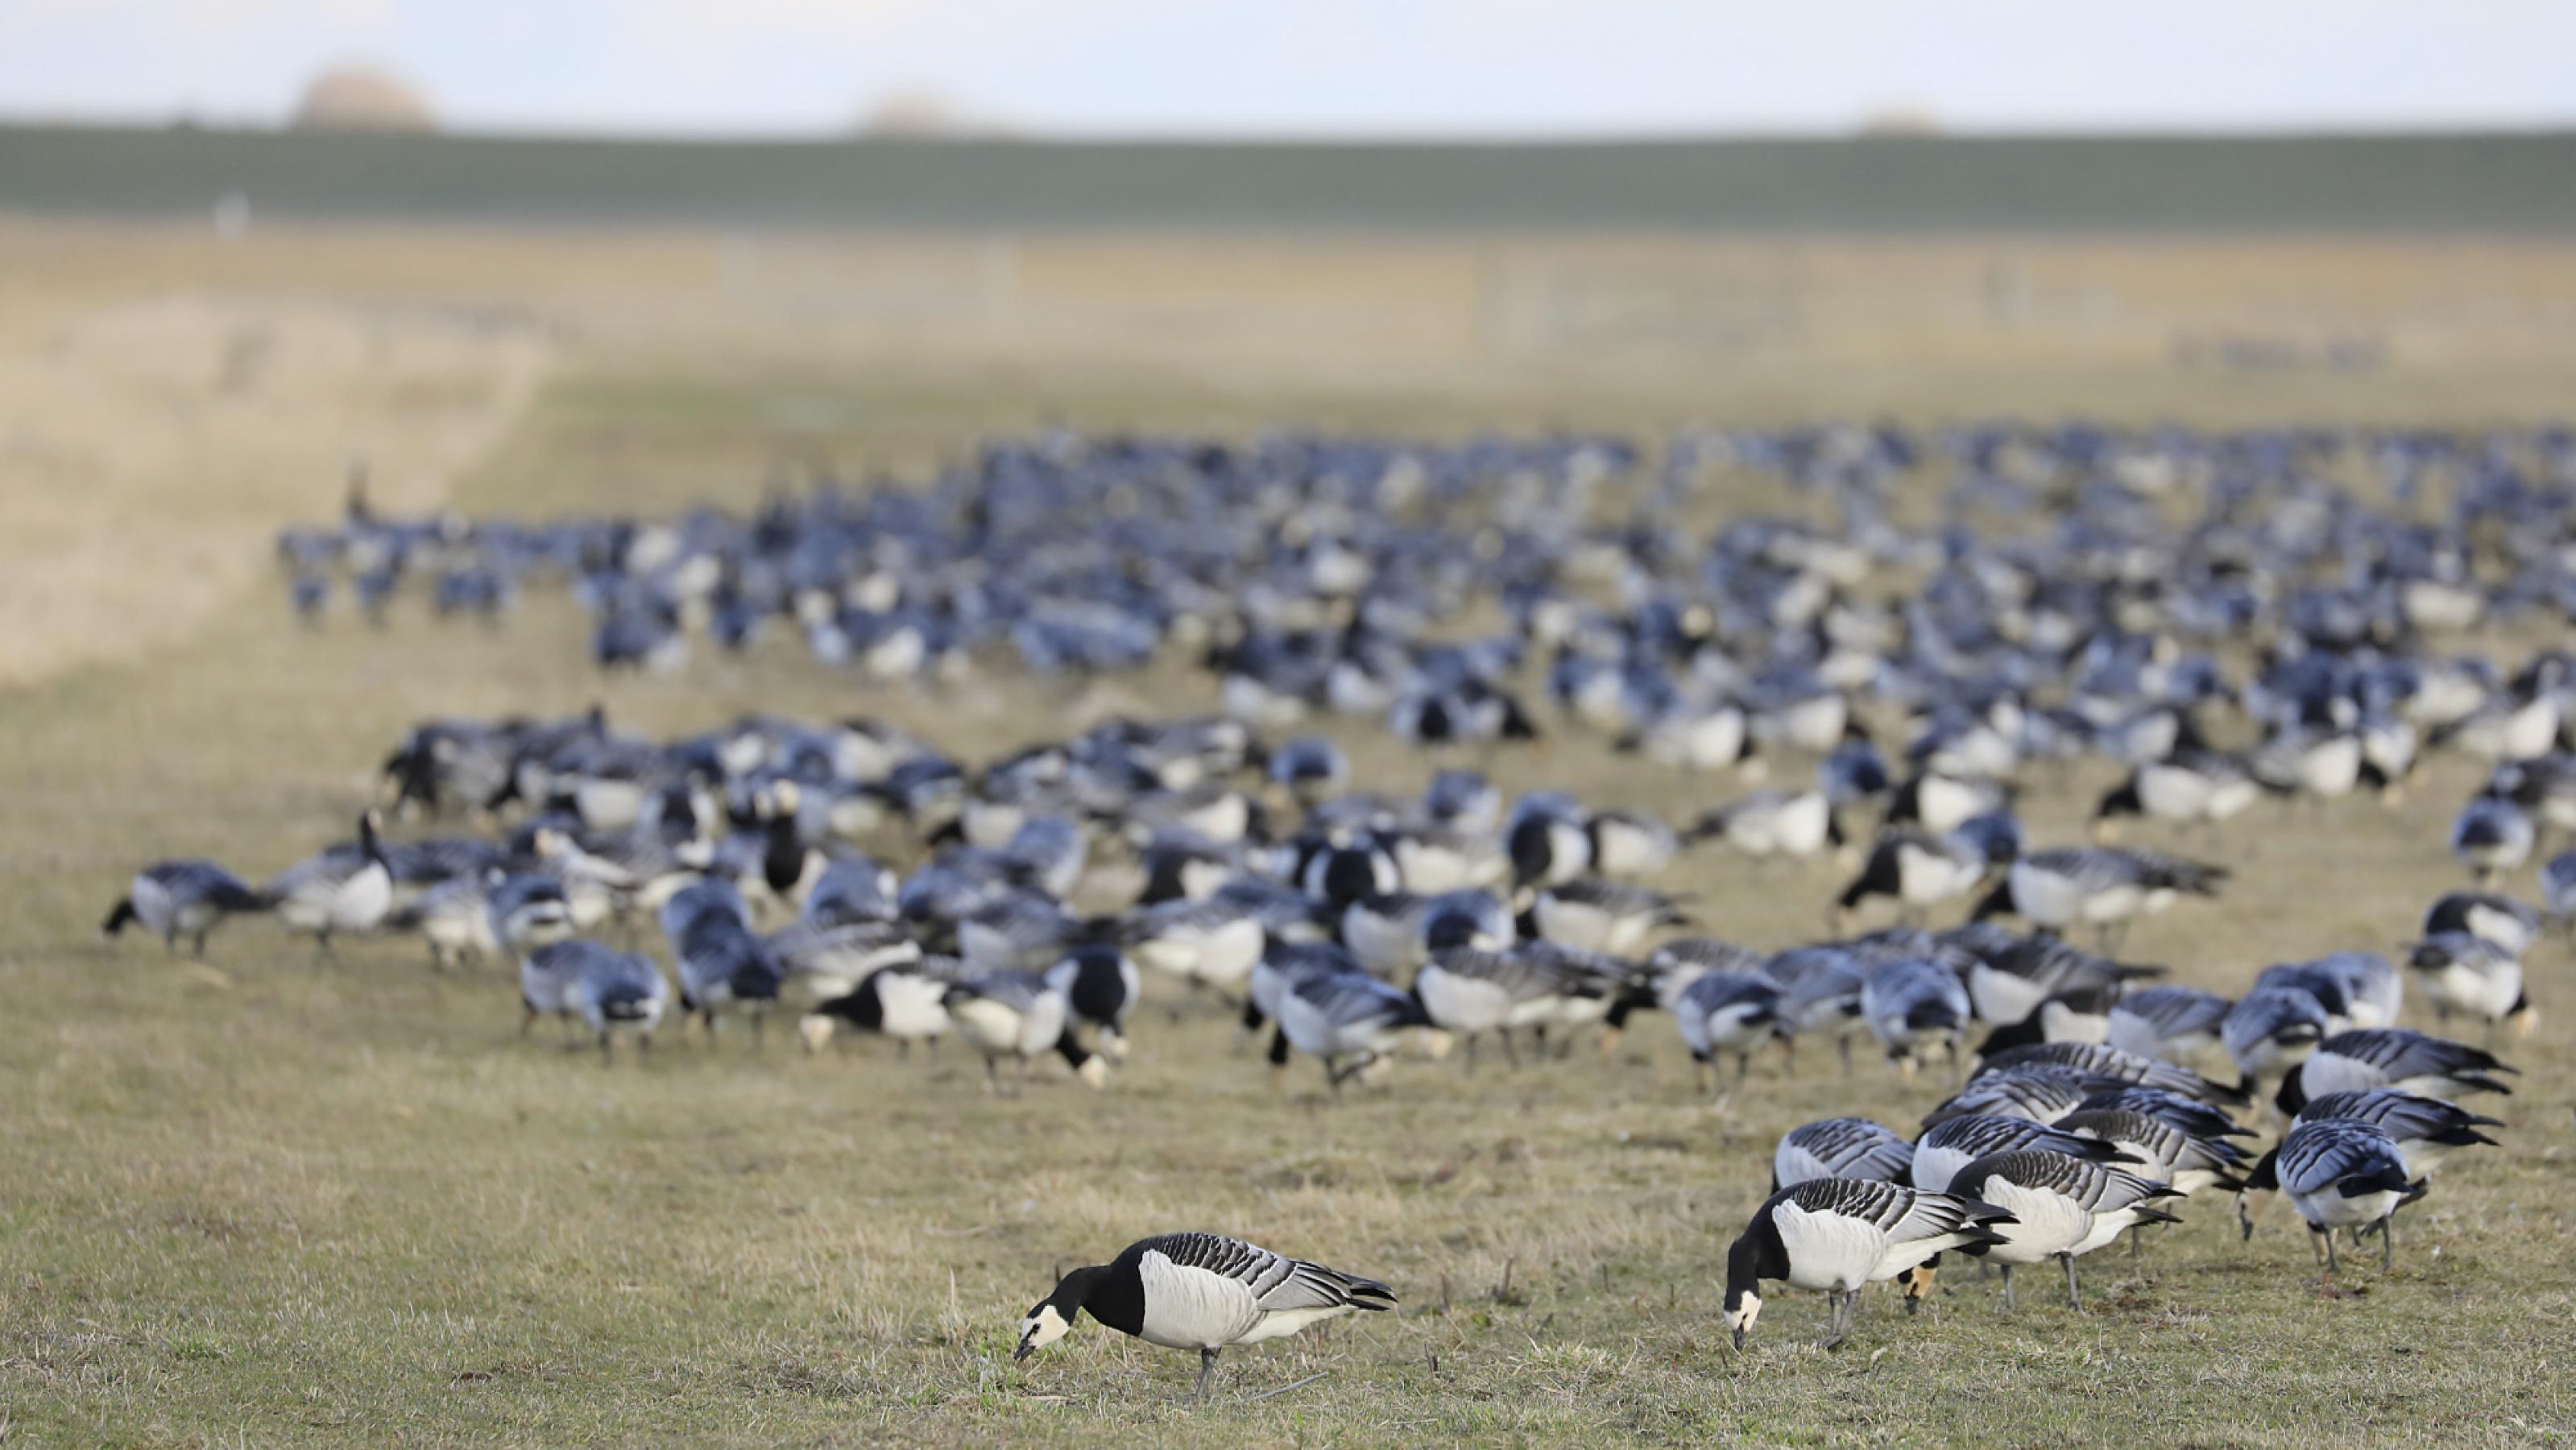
1724, 1289, 1762, 1346
1016, 1303, 1073, 1359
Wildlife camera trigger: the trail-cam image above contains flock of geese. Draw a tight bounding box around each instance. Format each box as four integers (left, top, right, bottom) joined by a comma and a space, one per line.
100, 421, 2575, 1394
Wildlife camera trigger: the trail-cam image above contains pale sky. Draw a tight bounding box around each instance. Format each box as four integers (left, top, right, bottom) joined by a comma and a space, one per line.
3, 0, 2574, 138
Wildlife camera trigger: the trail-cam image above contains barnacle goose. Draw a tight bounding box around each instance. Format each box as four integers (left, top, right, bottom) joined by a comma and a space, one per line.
1687, 789, 1839, 864
1945, 1150, 2180, 1309
799, 957, 959, 1057
1046, 943, 1141, 1062
2092, 751, 2258, 837
2257, 951, 2404, 1030
1769, 946, 1870, 1074
1672, 970, 1786, 1088
520, 938, 666, 1058
1886, 768, 2008, 836
2265, 1119, 2422, 1292
2056, 1107, 2247, 1250
1415, 946, 1590, 1070
2421, 890, 2542, 958
2275, 1028, 2516, 1114
1977, 1041, 2248, 1106
1527, 879, 1690, 955
385, 871, 503, 970
1920, 1066, 2093, 1128
1833, 829, 1989, 930
1911, 1116, 2130, 1195
662, 879, 785, 1044
942, 970, 1108, 1093
1970, 847, 2225, 946
801, 855, 901, 928
1274, 967, 1447, 1091
1122, 897, 1268, 997
267, 812, 396, 955
1773, 1118, 1914, 1191
2450, 791, 2535, 885
1858, 957, 1971, 1078
1953, 934, 2160, 1032
1973, 980, 2122, 1056
1723, 1179, 2016, 1349
2405, 933, 2532, 1035
1504, 793, 1592, 888
2237, 1089, 2500, 1247
1585, 810, 1680, 879
1015, 1232, 1394, 1401
2106, 985, 2233, 1065
764, 918, 921, 1000
2222, 985, 2332, 1084
101, 860, 268, 957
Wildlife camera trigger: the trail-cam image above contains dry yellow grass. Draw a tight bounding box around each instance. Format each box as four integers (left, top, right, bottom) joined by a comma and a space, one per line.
5, 219, 2576, 1445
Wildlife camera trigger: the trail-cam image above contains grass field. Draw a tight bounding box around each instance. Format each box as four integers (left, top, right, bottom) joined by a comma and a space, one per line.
4, 220, 2576, 1446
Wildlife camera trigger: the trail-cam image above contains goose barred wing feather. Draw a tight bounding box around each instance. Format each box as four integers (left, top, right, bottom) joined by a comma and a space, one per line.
1136, 1233, 1396, 1312
2299, 1088, 2504, 1139
2323, 1029, 2516, 1086
1978, 1042, 2245, 1104
1780, 1119, 1915, 1184
2277, 1120, 2411, 1196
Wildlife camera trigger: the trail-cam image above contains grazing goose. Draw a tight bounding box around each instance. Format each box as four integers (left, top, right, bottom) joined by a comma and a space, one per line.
1015, 1232, 1394, 1401
2093, 751, 2258, 837
764, 918, 921, 1000
1277, 968, 1447, 1091
1773, 1117, 1915, 1191
1972, 980, 2121, 1055
2276, 1028, 2516, 1113
2105, 984, 2233, 1065
662, 880, 785, 1044
1887, 768, 2009, 836
2238, 1088, 2500, 1245
1672, 969, 1786, 1088
1972, 847, 2225, 945
570, 942, 670, 1063
2265, 1118, 2421, 1292
1722, 1179, 2017, 1349
1859, 957, 1973, 1077
1123, 897, 1269, 997
1527, 878, 1690, 955
942, 971, 1107, 1093
267, 812, 396, 955
1911, 1115, 2130, 1195
1688, 789, 1839, 864
1770, 946, 1871, 1074
2056, 1107, 2248, 1199
1944, 1150, 2180, 1309
1504, 793, 1593, 888
1586, 810, 1681, 878
2405, 933, 2532, 1035
2222, 985, 2333, 1086
386, 871, 503, 969
1046, 943, 1141, 1061
1955, 935, 2160, 1030
1919, 1066, 2094, 1128
2259, 951, 2404, 1030
1833, 829, 1990, 930
1415, 946, 1595, 1070
798, 958, 958, 1056
801, 855, 901, 928
100, 860, 268, 957
2421, 890, 2541, 958
1977, 1041, 2249, 1107
2450, 791, 2535, 885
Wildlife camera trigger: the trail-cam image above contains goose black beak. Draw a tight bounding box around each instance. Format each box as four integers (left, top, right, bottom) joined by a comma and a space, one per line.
1730, 1328, 1746, 1352
1013, 1339, 1036, 1362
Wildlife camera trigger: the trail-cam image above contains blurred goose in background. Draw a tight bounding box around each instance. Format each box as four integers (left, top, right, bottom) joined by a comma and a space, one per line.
100, 860, 269, 958
1772, 1117, 1915, 1191
267, 812, 394, 956
2404, 933, 2532, 1037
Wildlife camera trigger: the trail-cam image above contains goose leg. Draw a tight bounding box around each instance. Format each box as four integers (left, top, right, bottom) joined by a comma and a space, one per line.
1999, 1263, 2015, 1311
2129, 1224, 2142, 1260
2317, 1227, 2340, 1296
1837, 1034, 1854, 1077
1502, 1030, 1524, 1071
2061, 1253, 2081, 1311
2380, 1216, 2396, 1271
1196, 1346, 1219, 1402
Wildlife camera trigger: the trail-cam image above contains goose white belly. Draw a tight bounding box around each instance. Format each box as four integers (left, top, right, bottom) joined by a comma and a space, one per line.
1342, 908, 1423, 976
1697, 1000, 1774, 1054
1771, 794, 1832, 856
1977, 1179, 2092, 1262
1916, 776, 1987, 834
575, 778, 646, 831
1133, 1251, 1264, 1348
1770, 1202, 1891, 1293
1418, 967, 1514, 1034
1895, 843, 1976, 905
2420, 959, 2520, 1021
1651, 710, 1746, 770
2137, 765, 2213, 821
1532, 896, 1617, 953
2296, 737, 2363, 798
1190, 918, 1265, 989
1909, 1145, 1974, 1195
875, 974, 953, 1041
1775, 694, 1849, 754
2289, 1182, 2400, 1232
285, 864, 392, 934
133, 876, 217, 937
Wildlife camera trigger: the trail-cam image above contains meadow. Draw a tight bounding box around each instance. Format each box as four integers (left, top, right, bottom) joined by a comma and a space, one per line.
3, 218, 2575, 1446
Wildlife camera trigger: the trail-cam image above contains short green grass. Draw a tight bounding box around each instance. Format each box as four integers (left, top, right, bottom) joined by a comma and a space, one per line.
6, 364, 2576, 1448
